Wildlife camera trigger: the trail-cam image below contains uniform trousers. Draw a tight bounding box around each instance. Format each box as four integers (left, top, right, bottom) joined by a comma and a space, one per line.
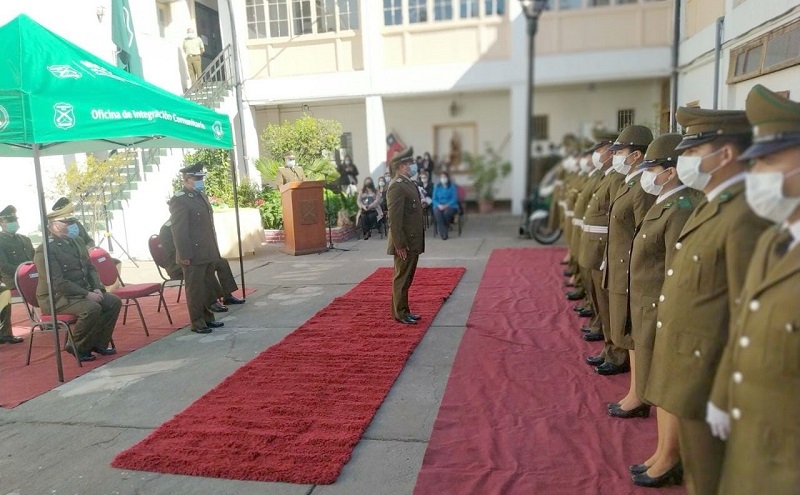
677, 417, 725, 495
0, 289, 11, 338
609, 290, 634, 349
391, 252, 419, 320
591, 269, 627, 365
42, 293, 122, 354
210, 259, 238, 301
187, 54, 202, 82
183, 262, 216, 330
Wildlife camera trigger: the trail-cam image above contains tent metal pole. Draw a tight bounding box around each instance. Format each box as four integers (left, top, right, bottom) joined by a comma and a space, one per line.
229, 149, 246, 298
33, 144, 65, 382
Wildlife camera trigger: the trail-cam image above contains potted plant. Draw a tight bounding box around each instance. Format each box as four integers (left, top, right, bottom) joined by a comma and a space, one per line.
466, 145, 511, 214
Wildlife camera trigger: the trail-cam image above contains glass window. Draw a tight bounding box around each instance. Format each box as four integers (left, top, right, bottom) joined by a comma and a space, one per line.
409, 0, 428, 23
743, 45, 763, 74
764, 23, 800, 68
617, 109, 635, 131
291, 0, 313, 35
460, 0, 479, 18
384, 0, 403, 25
316, 0, 336, 33
559, 0, 583, 10
338, 0, 359, 30
246, 0, 267, 39
588, 0, 610, 6
434, 0, 453, 20
532, 115, 549, 140
267, 0, 289, 37
615, 0, 637, 4
484, 0, 506, 16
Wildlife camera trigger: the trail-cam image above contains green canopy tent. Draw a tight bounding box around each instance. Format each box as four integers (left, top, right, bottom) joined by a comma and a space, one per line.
0, 14, 238, 381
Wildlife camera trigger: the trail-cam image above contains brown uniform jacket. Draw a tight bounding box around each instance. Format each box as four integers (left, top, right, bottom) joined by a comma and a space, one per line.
158, 221, 183, 279
708, 226, 800, 495
275, 166, 306, 187
168, 188, 221, 266
0, 231, 35, 289
569, 170, 603, 255
33, 236, 103, 310
386, 175, 425, 255
578, 170, 625, 270
645, 180, 772, 419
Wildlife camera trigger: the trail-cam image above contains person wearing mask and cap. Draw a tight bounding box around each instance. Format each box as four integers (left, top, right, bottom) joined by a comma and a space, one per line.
169, 162, 225, 334
50, 197, 95, 248
645, 106, 771, 495
706, 84, 800, 495
0, 205, 30, 343
183, 27, 205, 83
386, 147, 424, 325
624, 134, 704, 487
34, 212, 121, 361
275, 152, 307, 187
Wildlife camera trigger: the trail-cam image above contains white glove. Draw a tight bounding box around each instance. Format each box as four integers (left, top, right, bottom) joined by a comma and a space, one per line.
706, 401, 730, 441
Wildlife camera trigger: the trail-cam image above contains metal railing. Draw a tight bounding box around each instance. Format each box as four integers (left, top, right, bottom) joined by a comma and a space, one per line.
184, 44, 234, 108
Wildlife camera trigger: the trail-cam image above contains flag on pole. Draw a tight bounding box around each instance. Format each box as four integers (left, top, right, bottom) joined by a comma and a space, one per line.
111, 0, 143, 78
386, 131, 406, 165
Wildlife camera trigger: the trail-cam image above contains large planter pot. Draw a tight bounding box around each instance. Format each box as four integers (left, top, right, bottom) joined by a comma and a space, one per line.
478, 199, 494, 214
213, 207, 263, 258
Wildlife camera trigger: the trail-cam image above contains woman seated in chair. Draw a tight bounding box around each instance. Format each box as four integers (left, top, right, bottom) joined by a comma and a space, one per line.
356, 178, 383, 240
432, 172, 459, 240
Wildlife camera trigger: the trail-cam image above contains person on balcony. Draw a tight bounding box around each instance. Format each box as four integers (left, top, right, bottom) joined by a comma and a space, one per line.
183, 27, 205, 84
432, 172, 459, 240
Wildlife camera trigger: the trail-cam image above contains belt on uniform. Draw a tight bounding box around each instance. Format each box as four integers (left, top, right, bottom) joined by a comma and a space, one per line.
188, 54, 202, 57
565, 211, 574, 217
572, 218, 584, 227
583, 225, 608, 234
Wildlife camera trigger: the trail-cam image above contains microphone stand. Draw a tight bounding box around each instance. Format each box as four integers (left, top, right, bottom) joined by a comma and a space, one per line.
322, 172, 352, 253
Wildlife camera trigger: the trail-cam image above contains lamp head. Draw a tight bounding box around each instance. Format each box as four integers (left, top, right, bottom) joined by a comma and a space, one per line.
519, 0, 549, 17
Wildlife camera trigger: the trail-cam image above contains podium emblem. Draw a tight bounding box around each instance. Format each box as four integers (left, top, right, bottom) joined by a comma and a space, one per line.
300, 199, 318, 225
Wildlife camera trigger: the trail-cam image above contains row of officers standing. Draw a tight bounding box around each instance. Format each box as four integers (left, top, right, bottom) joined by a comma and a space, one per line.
551, 84, 799, 495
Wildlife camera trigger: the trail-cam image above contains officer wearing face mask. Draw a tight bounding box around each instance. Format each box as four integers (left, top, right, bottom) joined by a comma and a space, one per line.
50, 197, 95, 248
0, 205, 31, 344
645, 107, 771, 495
275, 152, 307, 187
34, 212, 122, 361
706, 84, 800, 495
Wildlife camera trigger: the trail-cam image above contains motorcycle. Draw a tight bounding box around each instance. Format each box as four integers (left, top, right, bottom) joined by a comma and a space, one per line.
519, 164, 562, 245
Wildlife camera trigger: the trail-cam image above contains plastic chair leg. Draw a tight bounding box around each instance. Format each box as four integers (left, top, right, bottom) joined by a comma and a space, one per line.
159, 290, 173, 325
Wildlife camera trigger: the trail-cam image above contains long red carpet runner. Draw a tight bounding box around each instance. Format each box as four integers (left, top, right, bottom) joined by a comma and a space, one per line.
112, 267, 465, 484
414, 248, 686, 495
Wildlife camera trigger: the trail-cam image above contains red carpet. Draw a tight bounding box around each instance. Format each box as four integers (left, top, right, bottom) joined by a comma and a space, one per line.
413, 248, 686, 495
111, 267, 465, 484
0, 287, 253, 409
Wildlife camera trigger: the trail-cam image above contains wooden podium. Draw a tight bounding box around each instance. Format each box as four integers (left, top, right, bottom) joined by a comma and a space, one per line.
279, 180, 327, 255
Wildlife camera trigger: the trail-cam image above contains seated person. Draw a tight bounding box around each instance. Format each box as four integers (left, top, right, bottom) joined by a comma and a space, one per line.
34, 212, 122, 361
0, 205, 34, 344
275, 152, 306, 187
432, 172, 459, 240
50, 197, 95, 247
416, 172, 433, 219
356, 178, 383, 240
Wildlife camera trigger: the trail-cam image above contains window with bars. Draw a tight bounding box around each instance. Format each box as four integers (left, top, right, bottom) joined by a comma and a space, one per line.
384, 0, 403, 25
246, 0, 360, 38
409, 0, 428, 23
729, 19, 800, 82
532, 115, 549, 140
617, 109, 635, 131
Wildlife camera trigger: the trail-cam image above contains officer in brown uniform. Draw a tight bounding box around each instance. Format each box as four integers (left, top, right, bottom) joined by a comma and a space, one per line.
275, 153, 307, 187
169, 162, 225, 334
625, 133, 704, 487
50, 198, 95, 248
604, 125, 655, 409
0, 205, 34, 344
707, 84, 800, 495
386, 147, 425, 325
34, 212, 121, 361
644, 107, 772, 495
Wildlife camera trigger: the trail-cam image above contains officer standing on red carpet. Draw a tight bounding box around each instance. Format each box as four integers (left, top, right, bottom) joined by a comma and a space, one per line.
386, 147, 425, 325
707, 84, 800, 495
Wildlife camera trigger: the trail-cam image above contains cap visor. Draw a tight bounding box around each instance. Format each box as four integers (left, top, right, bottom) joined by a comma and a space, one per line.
637, 160, 660, 170
607, 143, 627, 151
674, 135, 716, 151
740, 140, 800, 161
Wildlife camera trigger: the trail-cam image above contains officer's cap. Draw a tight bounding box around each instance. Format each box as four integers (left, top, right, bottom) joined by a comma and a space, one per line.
740, 84, 800, 160
50, 197, 75, 217
179, 161, 207, 178
608, 125, 654, 151
639, 133, 684, 170
675, 107, 751, 151
587, 129, 619, 152
390, 147, 414, 168
0, 205, 17, 221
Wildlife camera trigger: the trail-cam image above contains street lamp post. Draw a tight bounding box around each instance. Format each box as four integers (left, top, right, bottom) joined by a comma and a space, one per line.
519, 0, 548, 233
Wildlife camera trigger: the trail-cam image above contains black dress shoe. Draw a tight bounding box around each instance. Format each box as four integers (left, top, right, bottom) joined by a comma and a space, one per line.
408, 313, 421, 321
223, 295, 245, 305
563, 269, 575, 277
585, 355, 604, 366
209, 302, 229, 313
64, 345, 96, 361
629, 464, 649, 475
206, 321, 225, 328
395, 315, 417, 325
559, 260, 570, 265
0, 335, 23, 344
632, 463, 683, 487
191, 327, 213, 334
580, 326, 594, 333
564, 281, 576, 287
91, 346, 118, 356
578, 308, 595, 318
573, 305, 586, 312
566, 290, 586, 301
608, 403, 651, 419
595, 361, 630, 376
582, 332, 603, 342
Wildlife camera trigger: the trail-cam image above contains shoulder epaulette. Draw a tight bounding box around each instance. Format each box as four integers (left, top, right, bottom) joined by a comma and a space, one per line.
164, 221, 172, 227
627, 179, 637, 187
174, 191, 185, 197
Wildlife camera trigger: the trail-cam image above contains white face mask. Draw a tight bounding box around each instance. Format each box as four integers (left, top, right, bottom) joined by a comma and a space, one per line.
676, 147, 725, 191
578, 157, 589, 172
440, 177, 449, 186
612, 153, 635, 175
640, 169, 670, 196
745, 168, 800, 224
287, 159, 296, 168
591, 151, 604, 169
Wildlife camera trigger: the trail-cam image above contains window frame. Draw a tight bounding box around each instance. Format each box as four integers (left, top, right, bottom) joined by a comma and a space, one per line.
617, 109, 635, 132
728, 18, 800, 84
246, 0, 361, 40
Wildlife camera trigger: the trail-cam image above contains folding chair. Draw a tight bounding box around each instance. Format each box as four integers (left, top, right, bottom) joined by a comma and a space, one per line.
89, 247, 172, 336
148, 234, 184, 307
14, 262, 81, 367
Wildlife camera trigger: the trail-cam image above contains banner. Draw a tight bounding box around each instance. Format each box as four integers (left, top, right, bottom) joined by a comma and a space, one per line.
111, 0, 144, 78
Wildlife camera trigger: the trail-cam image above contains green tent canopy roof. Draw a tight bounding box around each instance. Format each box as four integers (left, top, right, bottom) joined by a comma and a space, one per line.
0, 14, 233, 156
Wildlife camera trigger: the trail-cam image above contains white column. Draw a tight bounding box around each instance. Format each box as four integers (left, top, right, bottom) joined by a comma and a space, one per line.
365, 96, 388, 179
509, 83, 528, 215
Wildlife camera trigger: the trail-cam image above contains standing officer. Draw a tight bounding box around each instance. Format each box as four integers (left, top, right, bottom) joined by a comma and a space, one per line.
34, 212, 121, 361
645, 107, 772, 495
169, 162, 224, 334
275, 153, 307, 187
183, 27, 205, 83
0, 205, 34, 344
707, 84, 800, 495
604, 125, 655, 412
387, 147, 424, 325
